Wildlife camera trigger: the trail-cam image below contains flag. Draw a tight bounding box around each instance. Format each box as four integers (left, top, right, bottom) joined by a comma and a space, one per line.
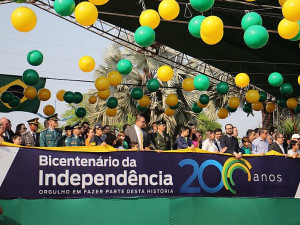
0, 74, 46, 113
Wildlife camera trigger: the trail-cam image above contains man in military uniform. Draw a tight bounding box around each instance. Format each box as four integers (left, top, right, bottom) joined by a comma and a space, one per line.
21, 118, 40, 147
154, 120, 171, 150
65, 123, 85, 146
39, 114, 63, 147
62, 125, 72, 146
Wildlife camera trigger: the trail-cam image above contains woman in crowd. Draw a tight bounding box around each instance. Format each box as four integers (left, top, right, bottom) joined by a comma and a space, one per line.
85, 128, 95, 146
176, 126, 195, 150
202, 130, 218, 153
15, 123, 26, 136
187, 123, 198, 147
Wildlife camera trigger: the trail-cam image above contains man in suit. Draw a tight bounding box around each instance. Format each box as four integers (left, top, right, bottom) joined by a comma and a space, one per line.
0, 117, 14, 143
40, 114, 63, 147
214, 128, 222, 151
220, 124, 242, 159
125, 114, 154, 150
21, 118, 40, 147
268, 133, 285, 154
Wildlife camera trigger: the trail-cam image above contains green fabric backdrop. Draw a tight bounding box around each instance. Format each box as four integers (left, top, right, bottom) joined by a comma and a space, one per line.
0, 197, 299, 225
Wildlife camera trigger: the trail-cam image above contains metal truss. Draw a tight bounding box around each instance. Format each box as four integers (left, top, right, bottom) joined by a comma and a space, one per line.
2, 0, 274, 99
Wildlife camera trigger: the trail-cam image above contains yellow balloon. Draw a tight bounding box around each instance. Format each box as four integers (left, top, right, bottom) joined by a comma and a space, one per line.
56, 90, 65, 101
279, 0, 287, 6
106, 107, 117, 117
182, 78, 195, 91
95, 77, 109, 91
158, 0, 180, 21
197, 100, 208, 108
266, 102, 276, 113
246, 90, 260, 103
88, 0, 109, 5
11, 7, 37, 32
282, 0, 300, 22
165, 93, 178, 107
38, 88, 51, 101
287, 98, 297, 109
217, 108, 228, 119
228, 97, 240, 109
23, 86, 37, 100
278, 18, 299, 39
107, 71, 122, 86
201, 30, 223, 45
235, 73, 250, 88
252, 102, 263, 111
298, 75, 300, 85
89, 96, 97, 104
138, 95, 151, 107
165, 107, 175, 116
79, 56, 95, 72
97, 89, 110, 100
200, 16, 224, 39
139, 9, 160, 29
43, 105, 55, 116
157, 65, 173, 82
75, 1, 98, 26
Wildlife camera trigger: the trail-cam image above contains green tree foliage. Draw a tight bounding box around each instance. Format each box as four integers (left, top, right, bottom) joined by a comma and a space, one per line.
198, 113, 222, 134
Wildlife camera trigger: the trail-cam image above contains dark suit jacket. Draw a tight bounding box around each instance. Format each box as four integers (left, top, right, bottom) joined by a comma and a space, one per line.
268, 142, 285, 154
3, 130, 14, 143
220, 135, 240, 154
125, 126, 153, 149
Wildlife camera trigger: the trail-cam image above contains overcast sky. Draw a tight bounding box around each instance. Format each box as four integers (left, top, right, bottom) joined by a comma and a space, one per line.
0, 3, 262, 137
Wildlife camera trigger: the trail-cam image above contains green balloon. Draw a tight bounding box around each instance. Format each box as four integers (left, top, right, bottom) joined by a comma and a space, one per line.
137, 104, 147, 112
294, 104, 300, 113
277, 98, 287, 107
117, 59, 132, 75
27, 50, 43, 66
199, 94, 209, 104
63, 91, 75, 103
13, 0, 26, 3
1, 91, 13, 103
241, 12, 262, 31
191, 103, 203, 113
54, 0, 75, 16
259, 91, 267, 102
106, 97, 118, 108
216, 82, 229, 94
226, 106, 237, 113
147, 79, 160, 92
280, 83, 293, 96
188, 15, 205, 38
74, 92, 83, 104
130, 87, 143, 100
244, 25, 269, 49
243, 103, 252, 113
75, 107, 86, 118
194, 74, 210, 91
268, 72, 283, 87
290, 22, 300, 41
134, 26, 156, 47
190, 0, 214, 12
22, 69, 39, 85
170, 102, 180, 110
8, 96, 20, 108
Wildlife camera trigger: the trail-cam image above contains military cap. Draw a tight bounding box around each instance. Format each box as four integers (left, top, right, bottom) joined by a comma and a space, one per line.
46, 113, 59, 121
156, 120, 166, 125
27, 118, 39, 125
71, 122, 82, 129
65, 125, 72, 131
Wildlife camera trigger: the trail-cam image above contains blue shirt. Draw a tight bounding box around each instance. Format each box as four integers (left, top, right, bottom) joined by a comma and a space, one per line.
251, 137, 269, 154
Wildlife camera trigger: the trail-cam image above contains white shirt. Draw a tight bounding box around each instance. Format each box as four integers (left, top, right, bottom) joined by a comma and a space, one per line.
202, 139, 218, 152
288, 149, 300, 156
134, 125, 143, 149
215, 138, 221, 150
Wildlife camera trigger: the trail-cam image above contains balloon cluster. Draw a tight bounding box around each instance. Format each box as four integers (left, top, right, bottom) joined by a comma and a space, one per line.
278, 0, 300, 41
242, 12, 269, 49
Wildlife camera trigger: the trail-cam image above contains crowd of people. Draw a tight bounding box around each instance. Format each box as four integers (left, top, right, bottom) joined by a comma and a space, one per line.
0, 114, 299, 158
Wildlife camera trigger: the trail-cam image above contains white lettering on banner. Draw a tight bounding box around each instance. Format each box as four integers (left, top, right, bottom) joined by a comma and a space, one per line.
38, 170, 174, 189
253, 174, 282, 182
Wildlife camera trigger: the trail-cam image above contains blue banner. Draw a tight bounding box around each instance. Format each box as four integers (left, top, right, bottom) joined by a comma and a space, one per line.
0, 146, 300, 199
